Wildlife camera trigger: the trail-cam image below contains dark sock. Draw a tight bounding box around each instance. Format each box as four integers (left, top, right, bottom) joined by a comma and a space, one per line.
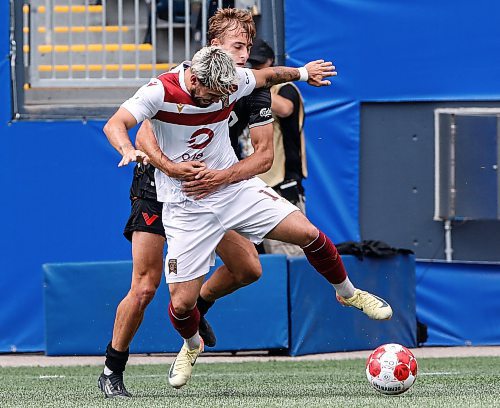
168, 301, 200, 339
104, 342, 129, 374
302, 230, 347, 284
196, 296, 215, 316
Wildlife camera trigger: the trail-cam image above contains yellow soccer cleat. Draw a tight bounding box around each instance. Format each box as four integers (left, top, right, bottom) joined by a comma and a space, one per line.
168, 339, 204, 389
336, 289, 393, 320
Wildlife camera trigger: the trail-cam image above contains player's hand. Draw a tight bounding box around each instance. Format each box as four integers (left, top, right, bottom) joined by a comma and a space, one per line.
304, 60, 337, 87
168, 161, 206, 180
182, 169, 227, 199
118, 149, 150, 167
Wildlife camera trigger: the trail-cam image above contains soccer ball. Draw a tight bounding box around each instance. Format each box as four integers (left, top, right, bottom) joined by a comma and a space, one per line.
366, 343, 418, 395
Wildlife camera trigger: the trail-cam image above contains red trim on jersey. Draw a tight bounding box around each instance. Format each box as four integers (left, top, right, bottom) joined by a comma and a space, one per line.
157, 72, 194, 104
153, 101, 236, 126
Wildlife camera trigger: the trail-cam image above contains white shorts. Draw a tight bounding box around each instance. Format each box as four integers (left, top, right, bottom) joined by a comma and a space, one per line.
162, 177, 299, 283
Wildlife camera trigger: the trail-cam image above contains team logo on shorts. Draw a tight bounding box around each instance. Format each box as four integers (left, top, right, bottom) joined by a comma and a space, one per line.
142, 212, 159, 226
168, 259, 177, 275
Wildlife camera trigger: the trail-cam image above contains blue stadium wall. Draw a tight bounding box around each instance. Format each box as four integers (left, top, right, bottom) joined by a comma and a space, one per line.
2, 1, 500, 352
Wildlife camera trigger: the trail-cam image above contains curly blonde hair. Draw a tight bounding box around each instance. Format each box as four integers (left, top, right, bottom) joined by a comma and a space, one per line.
207, 8, 256, 44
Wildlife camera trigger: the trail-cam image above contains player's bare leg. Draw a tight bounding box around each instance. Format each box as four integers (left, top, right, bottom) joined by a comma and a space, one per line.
266, 211, 392, 320
168, 276, 205, 389
99, 231, 164, 398
196, 231, 262, 346
112, 231, 164, 350
204, 231, 262, 300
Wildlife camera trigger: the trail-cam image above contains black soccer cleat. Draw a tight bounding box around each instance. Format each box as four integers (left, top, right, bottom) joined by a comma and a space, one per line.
199, 315, 217, 347
98, 372, 132, 398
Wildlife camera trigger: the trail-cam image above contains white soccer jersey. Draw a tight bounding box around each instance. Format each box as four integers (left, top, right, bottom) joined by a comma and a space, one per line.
122, 62, 256, 202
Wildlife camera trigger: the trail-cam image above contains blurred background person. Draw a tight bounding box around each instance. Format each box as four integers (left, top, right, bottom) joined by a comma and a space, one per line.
246, 38, 308, 256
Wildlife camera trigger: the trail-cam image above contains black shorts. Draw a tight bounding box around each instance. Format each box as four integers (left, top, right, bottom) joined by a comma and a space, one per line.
123, 198, 165, 242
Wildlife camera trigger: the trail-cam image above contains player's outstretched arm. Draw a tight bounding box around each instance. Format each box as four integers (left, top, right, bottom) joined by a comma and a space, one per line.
136, 120, 206, 180
252, 59, 337, 88
103, 107, 149, 167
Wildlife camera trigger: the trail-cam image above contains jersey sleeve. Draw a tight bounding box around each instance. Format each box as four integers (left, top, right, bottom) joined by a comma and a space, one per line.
121, 78, 165, 123
234, 67, 257, 99
247, 87, 274, 129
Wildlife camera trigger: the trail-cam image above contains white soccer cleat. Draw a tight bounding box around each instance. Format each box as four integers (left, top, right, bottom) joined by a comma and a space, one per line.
336, 289, 393, 320
168, 339, 204, 389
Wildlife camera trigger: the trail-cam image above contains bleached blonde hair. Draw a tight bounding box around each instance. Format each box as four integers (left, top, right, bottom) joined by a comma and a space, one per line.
191, 46, 238, 95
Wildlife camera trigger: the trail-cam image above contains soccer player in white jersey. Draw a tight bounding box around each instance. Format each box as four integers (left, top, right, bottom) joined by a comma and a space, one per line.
99, 9, 271, 398
104, 45, 393, 389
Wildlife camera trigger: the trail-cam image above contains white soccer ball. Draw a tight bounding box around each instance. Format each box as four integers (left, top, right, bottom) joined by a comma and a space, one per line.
366, 343, 418, 395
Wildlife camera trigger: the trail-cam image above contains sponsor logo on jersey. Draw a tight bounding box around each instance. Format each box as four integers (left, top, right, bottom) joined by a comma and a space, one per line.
260, 107, 272, 117
142, 212, 159, 226
177, 103, 184, 113
168, 259, 177, 274
188, 128, 215, 149
147, 80, 158, 87
244, 71, 250, 84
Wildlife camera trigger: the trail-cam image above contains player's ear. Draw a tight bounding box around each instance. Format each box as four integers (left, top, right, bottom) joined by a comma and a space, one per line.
211, 38, 220, 46
190, 74, 198, 87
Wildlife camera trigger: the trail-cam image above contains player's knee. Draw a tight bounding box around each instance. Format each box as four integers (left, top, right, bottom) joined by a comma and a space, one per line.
131, 284, 158, 309
240, 256, 262, 284
170, 298, 196, 316
170, 295, 196, 316
301, 225, 320, 247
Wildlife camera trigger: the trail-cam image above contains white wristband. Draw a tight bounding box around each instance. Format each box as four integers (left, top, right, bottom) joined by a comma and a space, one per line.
298, 66, 309, 82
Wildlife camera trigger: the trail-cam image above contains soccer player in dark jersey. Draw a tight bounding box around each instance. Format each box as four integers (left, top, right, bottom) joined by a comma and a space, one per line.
98, 8, 273, 398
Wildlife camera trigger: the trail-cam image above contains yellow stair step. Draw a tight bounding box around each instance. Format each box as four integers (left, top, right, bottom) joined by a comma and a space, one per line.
38, 63, 172, 72
24, 26, 130, 34
34, 5, 104, 14
29, 44, 153, 53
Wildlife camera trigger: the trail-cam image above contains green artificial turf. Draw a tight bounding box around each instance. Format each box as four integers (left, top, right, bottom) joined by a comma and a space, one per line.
1, 357, 499, 407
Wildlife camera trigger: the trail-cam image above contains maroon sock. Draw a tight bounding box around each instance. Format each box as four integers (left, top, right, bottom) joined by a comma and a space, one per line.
302, 230, 347, 284
168, 301, 200, 339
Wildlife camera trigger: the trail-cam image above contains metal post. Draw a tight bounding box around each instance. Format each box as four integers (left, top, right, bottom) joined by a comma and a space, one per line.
444, 114, 457, 262
270, 0, 279, 62
46, 0, 54, 79
449, 114, 457, 218
168, 0, 173, 65
201, 0, 207, 46
118, 0, 123, 79
444, 220, 453, 262
84, 0, 89, 80
101, 0, 107, 78
134, 0, 139, 78
69, 0, 73, 80
184, 0, 190, 60
10, 0, 19, 117
151, 0, 157, 76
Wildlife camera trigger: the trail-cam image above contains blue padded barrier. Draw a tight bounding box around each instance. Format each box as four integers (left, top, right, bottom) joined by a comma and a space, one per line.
288, 255, 416, 356
416, 260, 500, 346
43, 255, 288, 356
